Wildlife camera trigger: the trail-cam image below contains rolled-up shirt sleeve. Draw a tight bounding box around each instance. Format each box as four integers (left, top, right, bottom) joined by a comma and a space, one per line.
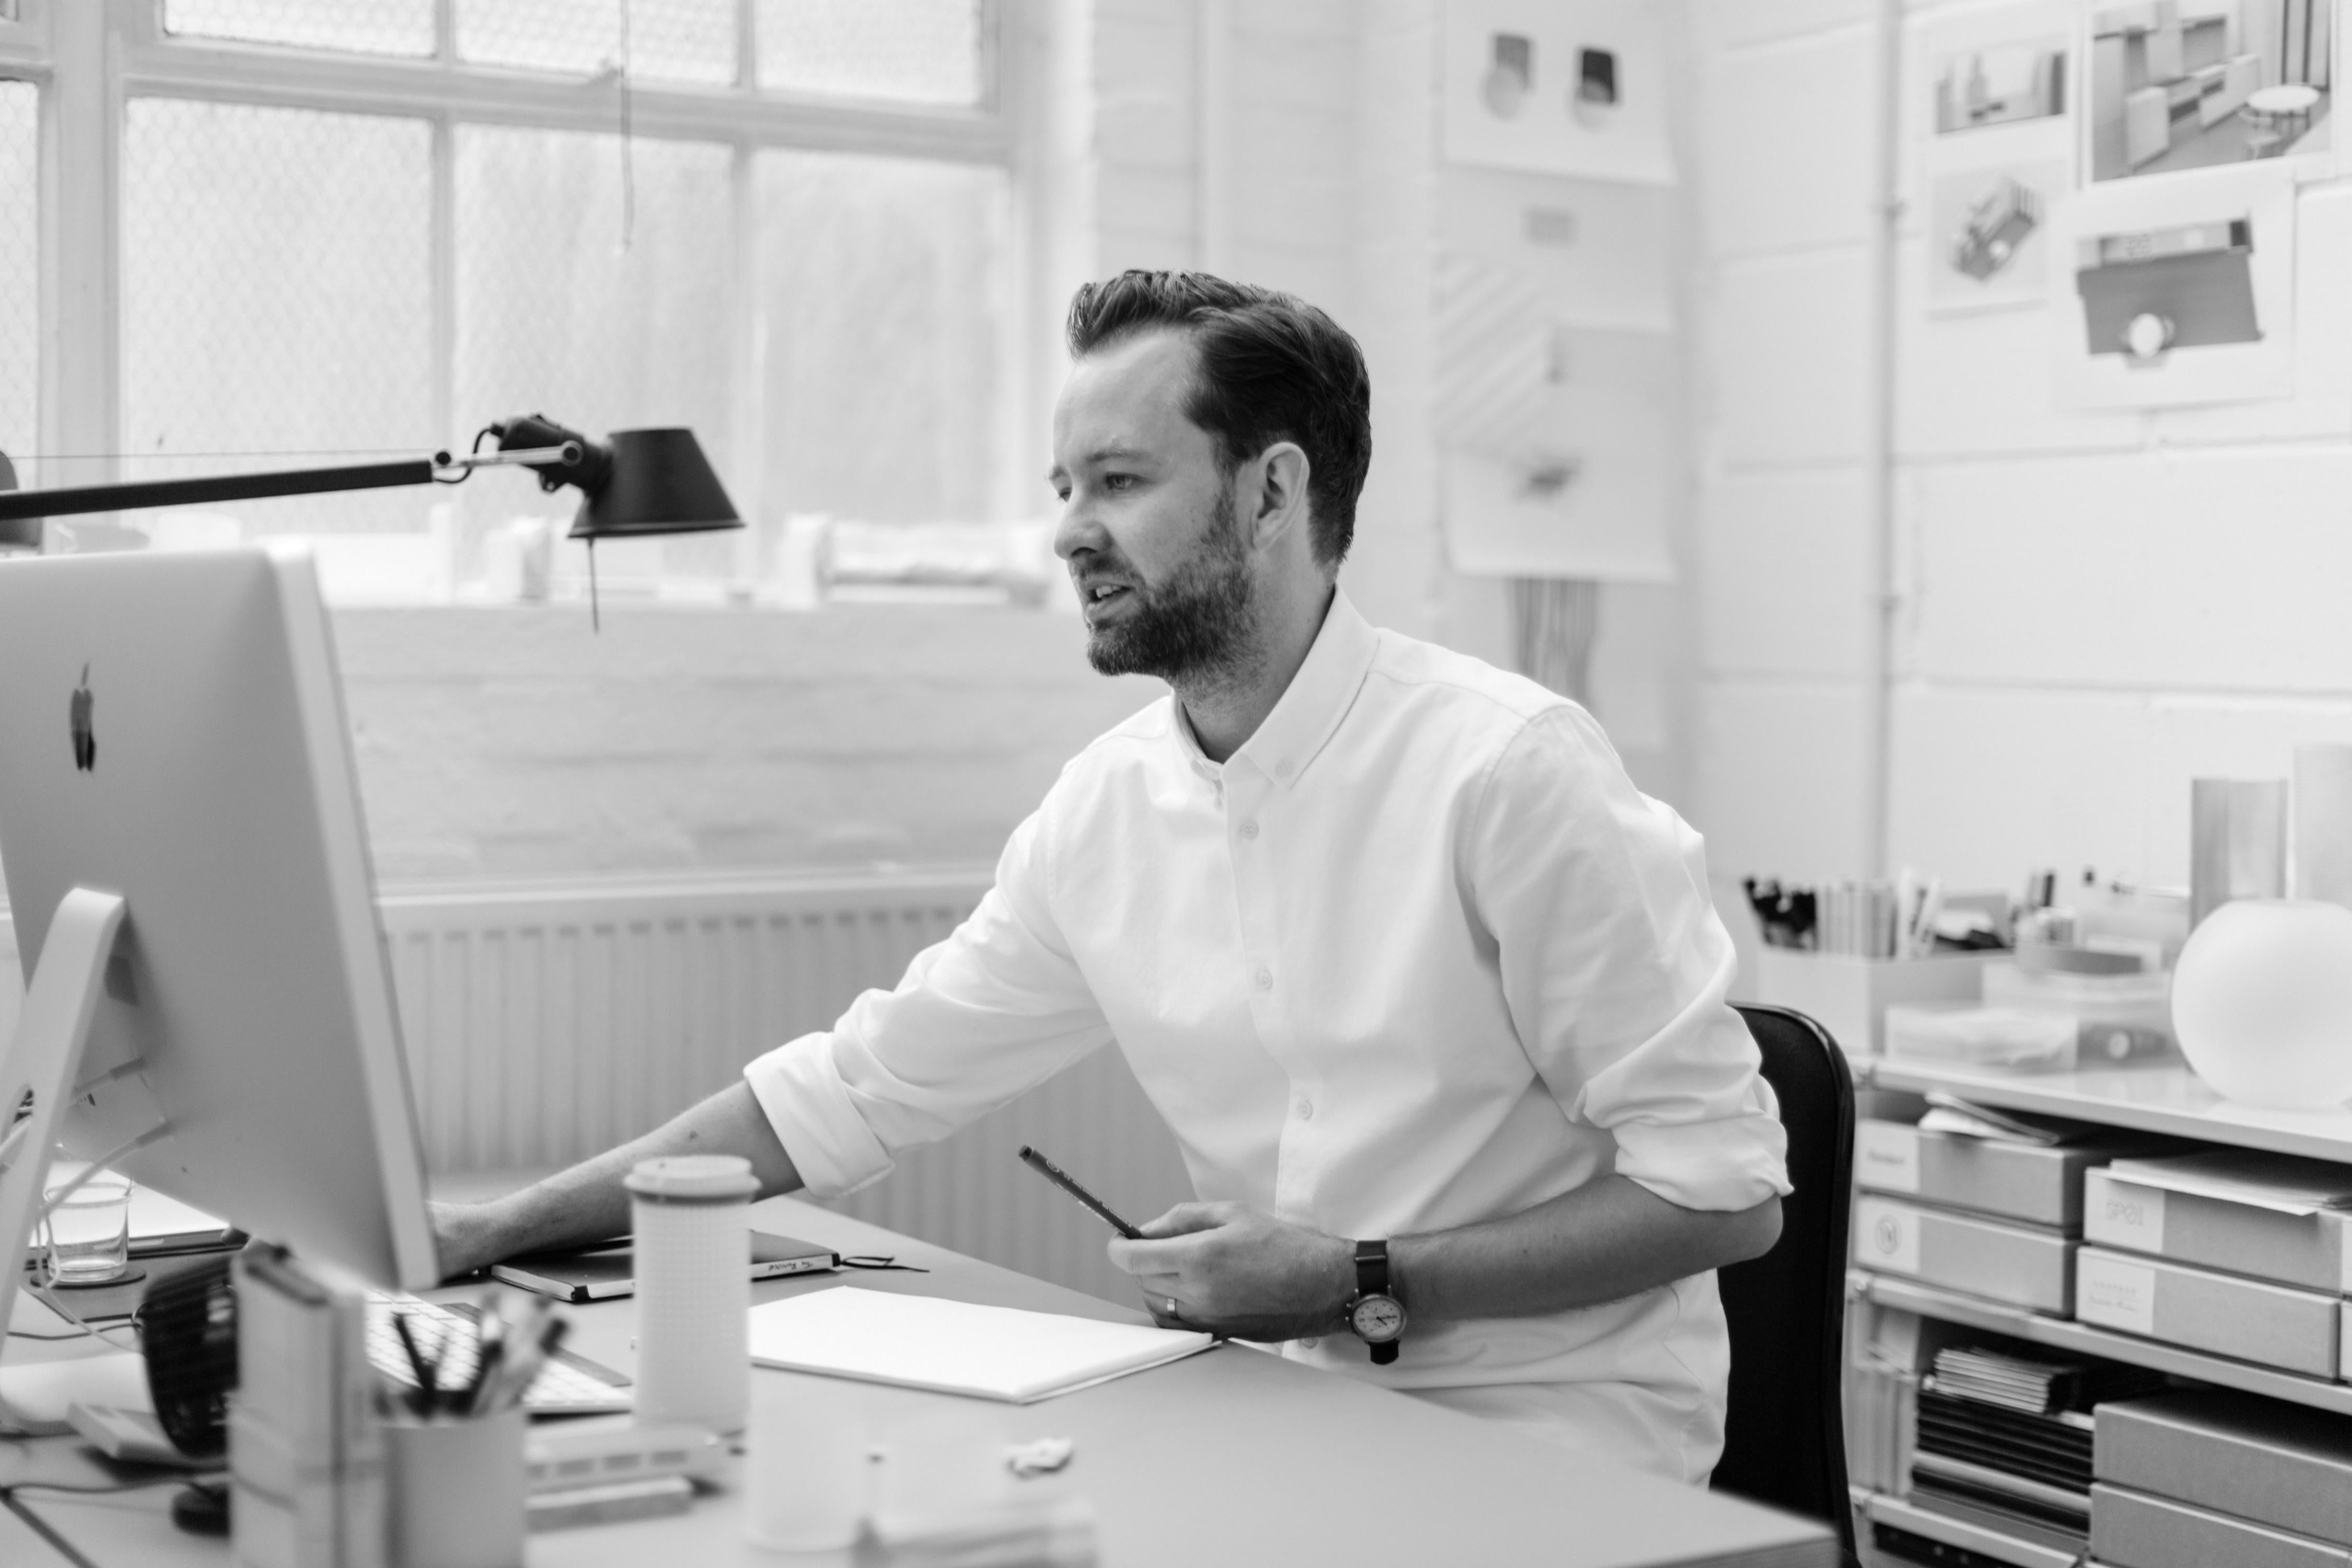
1469, 705, 1791, 1213
742, 797, 1112, 1198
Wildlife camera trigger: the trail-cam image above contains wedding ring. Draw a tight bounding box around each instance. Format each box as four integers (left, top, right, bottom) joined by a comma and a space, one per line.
1165, 1296, 1178, 1316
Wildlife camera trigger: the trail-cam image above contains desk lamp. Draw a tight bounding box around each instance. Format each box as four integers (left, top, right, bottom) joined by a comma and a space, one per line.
0, 417, 742, 629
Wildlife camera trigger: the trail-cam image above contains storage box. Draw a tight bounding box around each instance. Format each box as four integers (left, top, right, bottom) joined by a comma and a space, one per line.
2089, 1483, 2351, 1568
1852, 1195, 2076, 1314
1858, 1119, 2165, 1230
1751, 948, 1990, 1057
2095, 1390, 2352, 1548
2084, 1167, 2352, 1294
2074, 1248, 2339, 1378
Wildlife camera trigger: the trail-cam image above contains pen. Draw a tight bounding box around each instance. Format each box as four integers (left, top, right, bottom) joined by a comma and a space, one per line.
1018, 1145, 1143, 1240
391, 1311, 437, 1417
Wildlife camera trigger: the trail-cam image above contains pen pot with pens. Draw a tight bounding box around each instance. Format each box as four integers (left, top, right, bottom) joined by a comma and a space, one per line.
1744, 875, 1996, 1058
381, 1293, 563, 1568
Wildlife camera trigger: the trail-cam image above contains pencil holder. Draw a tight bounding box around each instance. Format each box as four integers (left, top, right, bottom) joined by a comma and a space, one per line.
627, 1153, 759, 1435
385, 1405, 526, 1568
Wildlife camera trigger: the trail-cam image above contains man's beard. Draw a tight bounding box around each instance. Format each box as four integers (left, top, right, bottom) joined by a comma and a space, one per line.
1083, 490, 1255, 688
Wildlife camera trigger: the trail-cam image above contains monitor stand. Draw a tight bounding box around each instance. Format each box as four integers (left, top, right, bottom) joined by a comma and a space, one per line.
0, 886, 139, 1431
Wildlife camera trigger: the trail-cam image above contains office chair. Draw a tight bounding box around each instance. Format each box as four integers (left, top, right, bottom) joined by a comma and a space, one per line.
1715, 1004, 1856, 1564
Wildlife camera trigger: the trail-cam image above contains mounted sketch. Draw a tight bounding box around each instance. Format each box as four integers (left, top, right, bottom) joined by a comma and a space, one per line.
2053, 160, 2296, 407
1441, 0, 1674, 185
1927, 160, 2069, 313
2086, 0, 2337, 183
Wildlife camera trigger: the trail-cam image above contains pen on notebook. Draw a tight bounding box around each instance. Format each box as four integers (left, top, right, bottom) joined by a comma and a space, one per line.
1018, 1145, 1144, 1240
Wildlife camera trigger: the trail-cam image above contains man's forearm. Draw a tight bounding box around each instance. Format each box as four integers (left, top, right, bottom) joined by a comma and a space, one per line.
1391, 1175, 1782, 1323
438, 1081, 804, 1275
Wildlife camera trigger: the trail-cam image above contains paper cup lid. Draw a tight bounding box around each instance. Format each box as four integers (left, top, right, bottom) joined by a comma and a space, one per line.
625, 1154, 758, 1202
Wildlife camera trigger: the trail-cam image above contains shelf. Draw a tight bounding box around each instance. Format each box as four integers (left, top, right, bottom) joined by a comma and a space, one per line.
1861, 1493, 2078, 1568
1857, 1272, 2352, 1419
1861, 1059, 2352, 1166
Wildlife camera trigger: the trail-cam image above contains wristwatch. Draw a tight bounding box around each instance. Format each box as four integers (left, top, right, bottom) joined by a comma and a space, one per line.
1345, 1239, 1406, 1365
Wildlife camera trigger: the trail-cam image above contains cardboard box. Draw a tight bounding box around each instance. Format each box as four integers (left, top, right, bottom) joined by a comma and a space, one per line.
1753, 949, 1990, 1057
2095, 1389, 2352, 1548
2090, 1483, 2351, 1568
1853, 1195, 2076, 1314
2074, 1247, 2339, 1378
1859, 1119, 2161, 1230
2084, 1167, 2352, 1294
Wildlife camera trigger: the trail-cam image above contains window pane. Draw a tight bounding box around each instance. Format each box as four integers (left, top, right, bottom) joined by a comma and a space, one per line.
164, 0, 436, 57
754, 149, 1008, 524
0, 83, 36, 488
453, 127, 735, 570
121, 100, 435, 536
756, 0, 984, 105
458, 0, 737, 84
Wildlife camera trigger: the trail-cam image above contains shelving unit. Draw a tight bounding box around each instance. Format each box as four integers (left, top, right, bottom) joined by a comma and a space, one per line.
1849, 1056, 2352, 1567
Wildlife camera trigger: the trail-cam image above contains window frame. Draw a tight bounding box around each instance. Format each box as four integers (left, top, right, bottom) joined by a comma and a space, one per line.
0, 0, 1043, 543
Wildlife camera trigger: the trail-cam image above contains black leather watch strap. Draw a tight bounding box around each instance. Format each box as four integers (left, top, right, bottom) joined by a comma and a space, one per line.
1354, 1238, 1390, 1296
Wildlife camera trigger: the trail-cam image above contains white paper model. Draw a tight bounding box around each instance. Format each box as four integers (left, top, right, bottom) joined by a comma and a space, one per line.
1928, 161, 2068, 314
1440, 0, 1674, 185
2086, 0, 2338, 183
2053, 160, 2296, 408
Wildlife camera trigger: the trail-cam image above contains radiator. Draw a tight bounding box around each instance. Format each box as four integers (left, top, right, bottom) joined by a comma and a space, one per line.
2, 873, 1192, 1306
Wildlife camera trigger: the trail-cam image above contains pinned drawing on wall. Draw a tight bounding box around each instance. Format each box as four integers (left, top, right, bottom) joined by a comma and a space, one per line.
1927, 160, 2069, 313
1441, 0, 1674, 185
2085, 0, 2339, 185
1912, 3, 2078, 178
2053, 160, 2296, 407
1438, 168, 1676, 333
1934, 34, 2071, 137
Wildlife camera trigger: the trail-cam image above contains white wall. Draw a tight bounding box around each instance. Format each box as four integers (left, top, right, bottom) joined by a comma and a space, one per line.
1690, 0, 2352, 904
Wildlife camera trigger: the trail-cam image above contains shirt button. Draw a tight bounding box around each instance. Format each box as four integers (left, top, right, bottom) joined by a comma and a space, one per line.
1253, 967, 1273, 991
1295, 1099, 1313, 1121
1240, 820, 1259, 840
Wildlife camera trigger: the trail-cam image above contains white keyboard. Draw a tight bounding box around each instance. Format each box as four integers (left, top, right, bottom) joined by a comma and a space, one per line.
366, 1294, 631, 1415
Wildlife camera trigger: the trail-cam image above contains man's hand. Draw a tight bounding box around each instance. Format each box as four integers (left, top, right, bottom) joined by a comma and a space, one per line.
1106, 1201, 1355, 1342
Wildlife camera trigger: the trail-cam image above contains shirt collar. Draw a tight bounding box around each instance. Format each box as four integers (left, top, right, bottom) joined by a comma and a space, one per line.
1230, 588, 1378, 791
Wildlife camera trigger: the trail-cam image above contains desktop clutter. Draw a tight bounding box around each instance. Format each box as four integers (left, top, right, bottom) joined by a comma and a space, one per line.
1750, 748, 2352, 1109
24, 1149, 1175, 1568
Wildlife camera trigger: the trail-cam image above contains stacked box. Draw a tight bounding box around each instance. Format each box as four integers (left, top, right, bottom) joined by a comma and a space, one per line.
230, 1248, 386, 1568
2083, 1167, 2352, 1294
2073, 1247, 2338, 1378
1853, 1195, 2076, 1314
2094, 1390, 2352, 1547
2089, 1484, 2352, 1568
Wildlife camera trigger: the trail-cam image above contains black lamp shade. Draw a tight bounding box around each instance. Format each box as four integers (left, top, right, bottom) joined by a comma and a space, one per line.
570, 429, 742, 540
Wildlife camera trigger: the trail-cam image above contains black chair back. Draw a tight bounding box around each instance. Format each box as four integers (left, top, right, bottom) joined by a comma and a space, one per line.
1715, 1003, 1855, 1562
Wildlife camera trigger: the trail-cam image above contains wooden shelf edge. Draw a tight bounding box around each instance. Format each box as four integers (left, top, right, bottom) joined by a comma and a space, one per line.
1861, 1493, 2079, 1568
1860, 1060, 2352, 1166
1858, 1272, 2352, 1417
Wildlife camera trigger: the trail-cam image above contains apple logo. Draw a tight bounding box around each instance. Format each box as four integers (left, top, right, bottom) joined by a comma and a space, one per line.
70, 663, 94, 773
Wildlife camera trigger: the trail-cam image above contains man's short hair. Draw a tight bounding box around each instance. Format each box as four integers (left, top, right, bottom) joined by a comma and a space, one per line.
1065, 271, 1373, 570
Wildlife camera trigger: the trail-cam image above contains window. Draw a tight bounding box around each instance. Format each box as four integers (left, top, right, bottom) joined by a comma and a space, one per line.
6, 1, 1019, 600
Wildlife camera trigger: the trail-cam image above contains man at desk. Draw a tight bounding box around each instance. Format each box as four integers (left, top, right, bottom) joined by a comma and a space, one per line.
435, 271, 1790, 1486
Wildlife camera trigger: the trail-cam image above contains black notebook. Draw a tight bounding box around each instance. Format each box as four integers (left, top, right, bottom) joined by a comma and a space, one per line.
490, 1231, 839, 1303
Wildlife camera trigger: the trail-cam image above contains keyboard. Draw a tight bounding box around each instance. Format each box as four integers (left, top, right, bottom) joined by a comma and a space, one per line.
366, 1293, 632, 1415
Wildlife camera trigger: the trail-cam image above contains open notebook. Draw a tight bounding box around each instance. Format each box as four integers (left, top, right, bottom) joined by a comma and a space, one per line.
748, 1286, 1216, 1403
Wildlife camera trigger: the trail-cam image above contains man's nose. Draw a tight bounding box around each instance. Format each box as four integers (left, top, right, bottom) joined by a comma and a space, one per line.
1052, 499, 1100, 564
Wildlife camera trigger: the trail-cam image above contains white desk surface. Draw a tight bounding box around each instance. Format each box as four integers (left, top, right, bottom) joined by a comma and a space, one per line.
10, 1180, 1836, 1568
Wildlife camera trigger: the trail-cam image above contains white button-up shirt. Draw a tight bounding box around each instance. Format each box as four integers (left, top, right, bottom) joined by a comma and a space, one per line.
745, 591, 1790, 1482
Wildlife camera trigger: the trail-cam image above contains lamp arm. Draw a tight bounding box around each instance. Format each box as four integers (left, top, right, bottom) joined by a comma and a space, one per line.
0, 444, 584, 525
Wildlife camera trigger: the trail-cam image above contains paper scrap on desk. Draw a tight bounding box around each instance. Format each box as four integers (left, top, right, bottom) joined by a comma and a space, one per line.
748, 1287, 1215, 1403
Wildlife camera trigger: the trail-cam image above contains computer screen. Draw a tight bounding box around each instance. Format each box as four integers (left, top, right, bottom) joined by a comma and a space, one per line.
0, 545, 437, 1310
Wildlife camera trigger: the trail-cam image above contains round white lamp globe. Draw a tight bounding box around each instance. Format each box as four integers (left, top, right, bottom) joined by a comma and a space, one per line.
2172, 898, 2352, 1110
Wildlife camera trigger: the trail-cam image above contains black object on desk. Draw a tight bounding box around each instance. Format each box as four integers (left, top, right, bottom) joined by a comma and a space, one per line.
490, 1231, 838, 1303
1018, 1145, 1143, 1240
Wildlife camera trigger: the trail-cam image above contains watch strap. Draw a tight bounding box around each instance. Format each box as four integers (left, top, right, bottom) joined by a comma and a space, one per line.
1354, 1238, 1389, 1297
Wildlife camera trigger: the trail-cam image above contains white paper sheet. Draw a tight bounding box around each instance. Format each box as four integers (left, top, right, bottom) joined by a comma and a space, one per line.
747, 1287, 1216, 1404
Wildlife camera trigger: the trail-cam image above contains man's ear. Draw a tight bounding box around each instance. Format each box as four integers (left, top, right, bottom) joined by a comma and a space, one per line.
1242, 442, 1312, 553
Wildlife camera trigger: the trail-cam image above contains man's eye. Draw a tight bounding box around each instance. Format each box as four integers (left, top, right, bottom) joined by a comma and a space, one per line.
1103, 473, 1136, 492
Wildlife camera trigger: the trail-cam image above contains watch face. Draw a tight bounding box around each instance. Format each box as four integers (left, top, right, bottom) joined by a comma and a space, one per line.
1351, 1294, 1404, 1343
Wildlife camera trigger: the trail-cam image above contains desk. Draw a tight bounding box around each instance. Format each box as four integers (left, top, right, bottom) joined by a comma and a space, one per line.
9, 1190, 1836, 1567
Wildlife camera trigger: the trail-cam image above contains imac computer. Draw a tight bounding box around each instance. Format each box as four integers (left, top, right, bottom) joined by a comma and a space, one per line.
0, 545, 440, 1365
